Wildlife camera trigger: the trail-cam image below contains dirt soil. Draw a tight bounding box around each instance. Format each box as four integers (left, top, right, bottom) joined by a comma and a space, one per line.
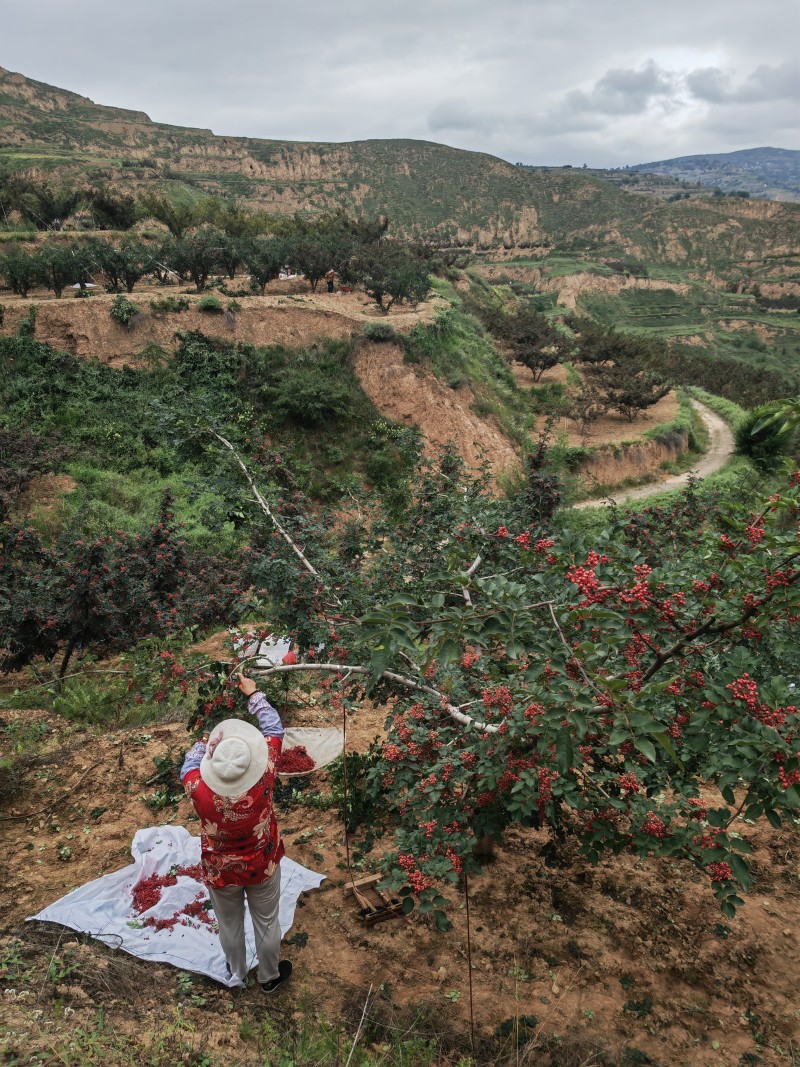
575, 403, 735, 509
2, 695, 799, 1066
0, 277, 442, 369
355, 341, 521, 481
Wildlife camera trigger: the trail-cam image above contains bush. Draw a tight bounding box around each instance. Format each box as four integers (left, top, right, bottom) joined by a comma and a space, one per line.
197, 294, 223, 314
363, 320, 399, 343
109, 294, 141, 328
271, 364, 354, 427
149, 295, 190, 315
735, 404, 797, 471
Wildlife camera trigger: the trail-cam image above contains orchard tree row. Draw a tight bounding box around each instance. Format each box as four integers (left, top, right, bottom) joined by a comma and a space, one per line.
476, 300, 671, 424
0, 212, 435, 311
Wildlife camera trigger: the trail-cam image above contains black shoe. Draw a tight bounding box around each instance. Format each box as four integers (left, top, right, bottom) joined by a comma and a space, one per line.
261, 960, 292, 994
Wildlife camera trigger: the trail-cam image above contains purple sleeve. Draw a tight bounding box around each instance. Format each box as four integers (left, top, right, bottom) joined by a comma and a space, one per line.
180, 741, 207, 781
248, 692, 285, 740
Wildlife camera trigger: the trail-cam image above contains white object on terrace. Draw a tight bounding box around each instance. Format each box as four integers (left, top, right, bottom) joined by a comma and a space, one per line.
28, 824, 323, 987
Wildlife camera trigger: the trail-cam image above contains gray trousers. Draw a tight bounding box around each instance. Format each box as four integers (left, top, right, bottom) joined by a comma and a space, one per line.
209, 866, 281, 984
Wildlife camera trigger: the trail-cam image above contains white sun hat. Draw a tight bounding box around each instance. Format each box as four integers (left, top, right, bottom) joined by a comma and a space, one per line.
200, 719, 269, 797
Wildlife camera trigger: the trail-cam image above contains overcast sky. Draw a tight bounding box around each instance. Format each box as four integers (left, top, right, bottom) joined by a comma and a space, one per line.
2, 0, 798, 167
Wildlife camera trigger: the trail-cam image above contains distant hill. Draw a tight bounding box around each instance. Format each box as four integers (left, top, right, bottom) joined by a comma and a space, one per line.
2, 66, 800, 266
630, 148, 800, 202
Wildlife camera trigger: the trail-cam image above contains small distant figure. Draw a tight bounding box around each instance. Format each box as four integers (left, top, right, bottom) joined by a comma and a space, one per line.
325, 268, 335, 293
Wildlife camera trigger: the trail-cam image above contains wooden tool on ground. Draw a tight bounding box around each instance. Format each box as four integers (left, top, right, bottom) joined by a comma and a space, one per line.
345, 874, 403, 926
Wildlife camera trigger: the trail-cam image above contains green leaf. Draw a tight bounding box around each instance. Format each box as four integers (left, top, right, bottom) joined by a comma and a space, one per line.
653, 731, 682, 767
729, 854, 751, 892
633, 737, 656, 763
556, 728, 573, 775
370, 645, 390, 678
437, 637, 461, 666
765, 809, 782, 829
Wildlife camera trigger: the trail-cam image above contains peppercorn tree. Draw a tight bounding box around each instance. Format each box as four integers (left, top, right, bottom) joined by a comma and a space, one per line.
221, 438, 800, 924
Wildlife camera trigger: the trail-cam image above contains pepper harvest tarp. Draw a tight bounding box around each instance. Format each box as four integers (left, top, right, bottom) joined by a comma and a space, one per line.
27, 824, 324, 987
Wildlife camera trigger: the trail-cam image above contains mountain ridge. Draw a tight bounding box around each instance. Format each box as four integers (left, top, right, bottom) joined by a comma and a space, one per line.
1, 65, 800, 261
631, 146, 800, 202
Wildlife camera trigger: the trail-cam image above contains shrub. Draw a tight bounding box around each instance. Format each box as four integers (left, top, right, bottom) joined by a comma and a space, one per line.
197, 294, 223, 314
109, 294, 141, 328
0, 246, 43, 298
735, 404, 797, 471
271, 364, 354, 427
149, 295, 190, 315
95, 237, 151, 293
162, 227, 224, 292
242, 236, 286, 295
363, 320, 398, 342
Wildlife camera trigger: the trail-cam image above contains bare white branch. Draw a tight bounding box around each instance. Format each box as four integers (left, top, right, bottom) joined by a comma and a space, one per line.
238, 656, 500, 734
208, 427, 323, 583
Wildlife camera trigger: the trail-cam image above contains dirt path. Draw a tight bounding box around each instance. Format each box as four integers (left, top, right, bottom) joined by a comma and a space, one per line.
574, 401, 735, 509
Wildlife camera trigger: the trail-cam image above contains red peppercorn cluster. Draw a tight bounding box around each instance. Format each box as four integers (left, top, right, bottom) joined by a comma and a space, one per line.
277, 746, 316, 773
707, 861, 733, 882
129, 864, 214, 932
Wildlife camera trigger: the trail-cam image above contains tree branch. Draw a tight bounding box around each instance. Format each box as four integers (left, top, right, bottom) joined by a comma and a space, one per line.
208, 427, 334, 593
239, 657, 500, 734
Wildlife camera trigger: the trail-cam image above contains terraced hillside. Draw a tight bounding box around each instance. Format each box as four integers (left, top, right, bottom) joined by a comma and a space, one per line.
478, 249, 800, 404
2, 66, 800, 263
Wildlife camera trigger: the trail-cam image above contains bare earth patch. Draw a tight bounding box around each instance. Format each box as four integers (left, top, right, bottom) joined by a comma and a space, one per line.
1, 702, 798, 1065
354, 340, 521, 481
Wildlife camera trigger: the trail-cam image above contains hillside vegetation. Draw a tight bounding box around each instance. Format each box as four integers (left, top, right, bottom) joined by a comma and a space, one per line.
630, 147, 800, 202
3, 63, 800, 1067
2, 66, 800, 260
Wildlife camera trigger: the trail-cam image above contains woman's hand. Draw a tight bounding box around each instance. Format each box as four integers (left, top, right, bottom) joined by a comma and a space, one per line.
236, 674, 258, 698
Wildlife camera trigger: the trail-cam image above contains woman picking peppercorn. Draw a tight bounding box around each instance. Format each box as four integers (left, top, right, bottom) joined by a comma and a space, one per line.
180, 674, 292, 993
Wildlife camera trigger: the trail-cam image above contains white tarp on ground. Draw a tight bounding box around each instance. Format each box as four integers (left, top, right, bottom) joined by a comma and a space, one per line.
27, 825, 324, 987
280, 727, 345, 778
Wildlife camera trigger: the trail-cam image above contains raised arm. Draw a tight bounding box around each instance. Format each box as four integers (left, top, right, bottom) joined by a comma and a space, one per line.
180, 739, 207, 782
237, 675, 285, 740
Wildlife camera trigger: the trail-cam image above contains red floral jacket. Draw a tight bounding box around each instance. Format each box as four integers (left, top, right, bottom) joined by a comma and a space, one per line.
182, 735, 285, 889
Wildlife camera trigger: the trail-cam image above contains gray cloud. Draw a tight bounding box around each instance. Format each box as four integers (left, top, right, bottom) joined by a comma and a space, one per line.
686, 67, 733, 104
567, 61, 677, 115
737, 61, 800, 102
1, 0, 798, 167
428, 99, 496, 135
688, 61, 800, 104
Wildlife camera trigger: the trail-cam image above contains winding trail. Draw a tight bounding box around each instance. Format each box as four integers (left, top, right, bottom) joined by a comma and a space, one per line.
574, 401, 735, 510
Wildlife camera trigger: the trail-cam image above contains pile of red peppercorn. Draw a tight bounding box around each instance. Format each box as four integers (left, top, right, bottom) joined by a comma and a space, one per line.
277, 745, 316, 773
130, 864, 214, 932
